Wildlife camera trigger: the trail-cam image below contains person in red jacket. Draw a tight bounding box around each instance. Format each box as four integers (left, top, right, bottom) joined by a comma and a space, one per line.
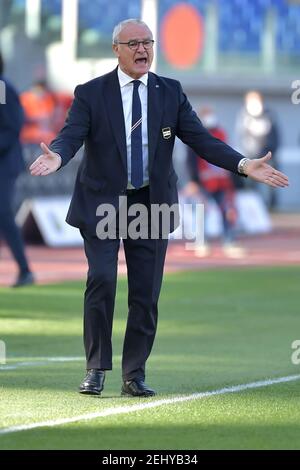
20, 80, 57, 146
185, 106, 245, 258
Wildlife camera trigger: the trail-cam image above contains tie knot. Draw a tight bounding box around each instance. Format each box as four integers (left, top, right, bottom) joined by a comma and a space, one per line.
132, 80, 141, 89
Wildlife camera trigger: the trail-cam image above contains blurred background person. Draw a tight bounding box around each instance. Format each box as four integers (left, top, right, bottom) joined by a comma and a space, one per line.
20, 79, 73, 172
185, 106, 245, 258
0, 51, 34, 287
236, 91, 280, 209
51, 91, 73, 134
20, 79, 57, 162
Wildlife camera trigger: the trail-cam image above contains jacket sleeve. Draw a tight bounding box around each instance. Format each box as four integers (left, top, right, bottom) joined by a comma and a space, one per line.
49, 84, 91, 167
0, 83, 24, 157
175, 82, 244, 174
186, 147, 200, 183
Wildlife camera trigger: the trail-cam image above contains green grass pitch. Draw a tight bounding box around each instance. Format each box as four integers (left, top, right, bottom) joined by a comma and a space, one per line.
0, 266, 299, 450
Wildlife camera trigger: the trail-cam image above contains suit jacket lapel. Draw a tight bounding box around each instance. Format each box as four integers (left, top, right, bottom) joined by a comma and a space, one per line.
103, 68, 127, 172
148, 72, 163, 175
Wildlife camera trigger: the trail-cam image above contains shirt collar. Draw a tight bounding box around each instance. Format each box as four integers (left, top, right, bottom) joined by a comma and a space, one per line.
117, 66, 148, 88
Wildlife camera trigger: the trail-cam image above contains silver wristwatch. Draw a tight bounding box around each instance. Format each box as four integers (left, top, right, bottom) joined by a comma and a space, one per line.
238, 157, 250, 175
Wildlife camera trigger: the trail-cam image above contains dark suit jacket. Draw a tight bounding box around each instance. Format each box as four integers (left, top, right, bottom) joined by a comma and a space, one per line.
0, 76, 25, 181
50, 68, 244, 233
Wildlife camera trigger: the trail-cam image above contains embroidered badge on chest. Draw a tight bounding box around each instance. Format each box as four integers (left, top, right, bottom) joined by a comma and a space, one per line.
162, 127, 172, 139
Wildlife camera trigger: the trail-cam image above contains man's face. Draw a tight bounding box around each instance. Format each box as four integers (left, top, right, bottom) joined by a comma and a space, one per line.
113, 23, 154, 79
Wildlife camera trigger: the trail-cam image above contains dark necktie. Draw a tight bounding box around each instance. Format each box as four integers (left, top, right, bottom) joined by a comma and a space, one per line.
131, 80, 143, 189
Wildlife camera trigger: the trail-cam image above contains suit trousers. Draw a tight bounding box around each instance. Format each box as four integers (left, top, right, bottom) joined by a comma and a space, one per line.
80, 187, 168, 380
0, 177, 29, 274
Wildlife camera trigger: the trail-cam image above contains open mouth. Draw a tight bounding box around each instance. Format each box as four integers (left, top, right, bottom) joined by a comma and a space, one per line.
135, 58, 147, 64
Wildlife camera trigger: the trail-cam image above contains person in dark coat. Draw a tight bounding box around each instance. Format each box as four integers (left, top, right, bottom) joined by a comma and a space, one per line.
0, 51, 34, 287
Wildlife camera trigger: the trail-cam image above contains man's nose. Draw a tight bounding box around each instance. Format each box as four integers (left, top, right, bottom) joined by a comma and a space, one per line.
137, 42, 146, 52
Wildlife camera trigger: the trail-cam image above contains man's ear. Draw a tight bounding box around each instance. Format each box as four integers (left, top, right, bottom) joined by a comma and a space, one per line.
112, 44, 119, 58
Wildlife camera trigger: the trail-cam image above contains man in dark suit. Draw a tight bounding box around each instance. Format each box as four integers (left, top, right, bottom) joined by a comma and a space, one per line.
30, 19, 288, 397
0, 51, 34, 287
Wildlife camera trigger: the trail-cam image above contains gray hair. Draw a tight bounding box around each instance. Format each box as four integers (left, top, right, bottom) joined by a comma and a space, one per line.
112, 19, 151, 44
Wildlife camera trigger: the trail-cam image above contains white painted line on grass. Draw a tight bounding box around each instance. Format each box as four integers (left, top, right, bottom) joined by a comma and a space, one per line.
0, 357, 84, 370
1, 373, 300, 436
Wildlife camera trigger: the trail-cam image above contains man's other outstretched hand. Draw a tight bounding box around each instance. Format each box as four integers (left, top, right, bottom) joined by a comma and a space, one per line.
244, 152, 289, 188
29, 142, 62, 176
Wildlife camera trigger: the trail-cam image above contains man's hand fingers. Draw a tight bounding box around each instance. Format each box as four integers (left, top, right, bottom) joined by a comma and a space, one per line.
266, 168, 289, 187
273, 174, 289, 186
29, 157, 43, 172
40, 142, 52, 155
40, 168, 52, 176
30, 165, 43, 176
262, 151, 272, 162
266, 174, 289, 188
30, 158, 48, 175
30, 152, 61, 175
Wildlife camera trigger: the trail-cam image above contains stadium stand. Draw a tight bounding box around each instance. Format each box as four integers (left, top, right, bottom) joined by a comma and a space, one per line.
159, 0, 300, 56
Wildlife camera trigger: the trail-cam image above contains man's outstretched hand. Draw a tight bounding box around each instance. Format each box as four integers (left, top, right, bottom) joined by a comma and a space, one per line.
29, 142, 62, 176
244, 152, 289, 188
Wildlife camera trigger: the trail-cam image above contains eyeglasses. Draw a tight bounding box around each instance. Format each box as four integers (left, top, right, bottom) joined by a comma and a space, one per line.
116, 39, 155, 50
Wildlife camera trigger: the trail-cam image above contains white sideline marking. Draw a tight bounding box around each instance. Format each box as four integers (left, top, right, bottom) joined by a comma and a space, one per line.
1, 374, 300, 436
0, 357, 84, 370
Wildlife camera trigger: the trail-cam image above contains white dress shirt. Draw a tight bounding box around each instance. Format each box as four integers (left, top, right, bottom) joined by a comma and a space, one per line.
117, 67, 149, 189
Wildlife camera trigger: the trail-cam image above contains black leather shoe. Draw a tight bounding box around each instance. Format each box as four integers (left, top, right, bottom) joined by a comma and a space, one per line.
79, 369, 105, 395
121, 379, 156, 397
12, 271, 35, 288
